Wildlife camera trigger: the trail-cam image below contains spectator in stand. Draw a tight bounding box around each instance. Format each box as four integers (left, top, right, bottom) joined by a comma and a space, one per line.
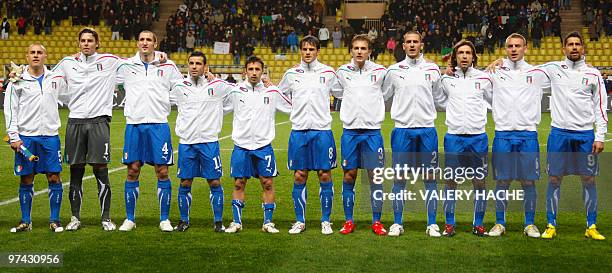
111, 19, 120, 40
186, 31, 196, 52
17, 16, 25, 35
1, 18, 10, 39
332, 26, 342, 48
121, 18, 132, 40
386, 36, 396, 53
33, 17, 42, 35
287, 30, 298, 53
319, 24, 330, 48
474, 32, 484, 54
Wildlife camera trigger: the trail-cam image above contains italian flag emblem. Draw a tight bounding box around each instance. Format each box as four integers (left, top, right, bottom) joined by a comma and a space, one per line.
582, 78, 589, 85
157, 70, 164, 77
96, 63, 103, 71
526, 76, 532, 84
320, 76, 326, 84
425, 74, 431, 81
208, 88, 214, 96
475, 82, 481, 90
264, 97, 270, 104
371, 75, 377, 82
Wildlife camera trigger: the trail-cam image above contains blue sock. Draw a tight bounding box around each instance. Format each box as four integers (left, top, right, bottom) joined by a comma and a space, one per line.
370, 182, 383, 223
178, 185, 192, 223
342, 181, 355, 221
292, 182, 307, 223
443, 185, 456, 226
583, 182, 598, 227
495, 182, 509, 226
125, 181, 139, 222
210, 184, 224, 222
157, 180, 172, 221
319, 181, 333, 222
392, 181, 406, 225
473, 188, 487, 227
48, 182, 63, 222
546, 179, 560, 226
523, 184, 536, 226
19, 184, 34, 224
231, 200, 244, 224
424, 180, 438, 226
263, 203, 276, 224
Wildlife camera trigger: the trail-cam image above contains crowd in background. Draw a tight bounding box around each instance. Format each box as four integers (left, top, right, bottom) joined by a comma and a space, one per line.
0, 0, 159, 39
582, 0, 610, 41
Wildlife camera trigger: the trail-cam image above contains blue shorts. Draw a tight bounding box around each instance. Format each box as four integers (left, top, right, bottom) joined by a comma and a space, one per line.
230, 144, 278, 178
444, 133, 489, 178
547, 127, 597, 176
391, 127, 439, 168
14, 135, 62, 176
122, 123, 174, 166
177, 142, 223, 180
287, 130, 337, 171
341, 129, 385, 170
492, 131, 540, 180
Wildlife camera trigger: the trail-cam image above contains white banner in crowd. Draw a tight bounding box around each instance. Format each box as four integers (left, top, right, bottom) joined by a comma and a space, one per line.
213, 42, 230, 54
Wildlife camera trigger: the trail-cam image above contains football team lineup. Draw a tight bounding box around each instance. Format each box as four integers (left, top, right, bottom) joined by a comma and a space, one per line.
2, 26, 609, 250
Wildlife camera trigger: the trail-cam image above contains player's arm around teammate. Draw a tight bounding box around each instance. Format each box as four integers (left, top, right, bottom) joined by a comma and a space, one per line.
5, 43, 66, 233
277, 36, 340, 235
224, 57, 292, 234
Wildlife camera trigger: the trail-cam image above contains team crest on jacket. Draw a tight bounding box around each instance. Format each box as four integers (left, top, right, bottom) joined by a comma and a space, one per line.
526, 75, 532, 84
320, 76, 326, 83
208, 88, 214, 96
425, 74, 431, 81
263, 96, 270, 104
157, 70, 164, 77
52, 82, 57, 89
475, 82, 481, 90
582, 78, 589, 85
371, 75, 377, 82
183, 81, 192, 86
96, 63, 103, 71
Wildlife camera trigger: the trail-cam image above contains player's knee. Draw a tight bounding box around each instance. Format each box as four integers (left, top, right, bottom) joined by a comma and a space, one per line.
20, 175, 35, 185
261, 177, 274, 191
91, 163, 108, 170
46, 173, 61, 183
127, 169, 140, 181
343, 169, 357, 181
521, 180, 535, 187
548, 176, 562, 186
318, 170, 332, 182
234, 179, 246, 192
496, 180, 511, 188
473, 179, 486, 189
581, 176, 595, 185
155, 166, 169, 180
294, 170, 308, 183
207, 179, 221, 187
180, 179, 193, 187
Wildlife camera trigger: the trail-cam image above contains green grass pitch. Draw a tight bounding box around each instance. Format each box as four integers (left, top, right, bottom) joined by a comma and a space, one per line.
0, 110, 610, 273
